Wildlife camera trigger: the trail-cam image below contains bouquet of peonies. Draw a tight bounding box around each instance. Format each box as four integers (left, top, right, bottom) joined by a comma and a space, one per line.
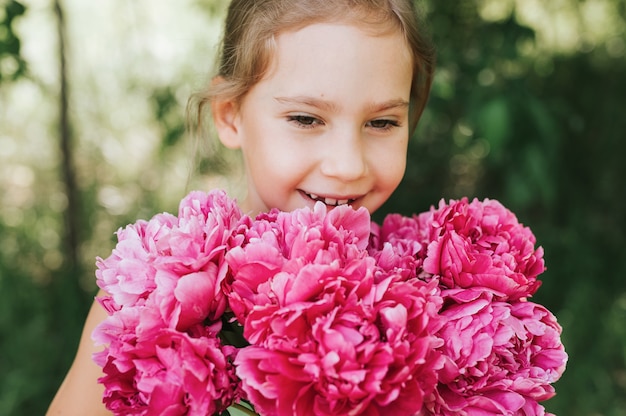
93, 190, 567, 416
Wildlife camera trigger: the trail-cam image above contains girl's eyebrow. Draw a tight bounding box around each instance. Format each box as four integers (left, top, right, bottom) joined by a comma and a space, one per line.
366, 99, 410, 113
274, 96, 409, 113
274, 96, 339, 112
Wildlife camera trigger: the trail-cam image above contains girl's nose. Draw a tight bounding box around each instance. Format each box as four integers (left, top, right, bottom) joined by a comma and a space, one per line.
320, 128, 368, 181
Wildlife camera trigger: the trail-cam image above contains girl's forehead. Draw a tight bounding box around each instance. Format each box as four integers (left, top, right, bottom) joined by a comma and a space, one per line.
248, 22, 413, 102
268, 21, 411, 70
276, 14, 403, 41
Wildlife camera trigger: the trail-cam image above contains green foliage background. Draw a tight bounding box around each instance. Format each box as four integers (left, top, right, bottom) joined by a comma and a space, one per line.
1, 0, 625, 415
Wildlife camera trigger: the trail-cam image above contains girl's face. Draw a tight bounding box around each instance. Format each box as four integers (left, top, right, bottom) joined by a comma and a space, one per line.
214, 22, 413, 215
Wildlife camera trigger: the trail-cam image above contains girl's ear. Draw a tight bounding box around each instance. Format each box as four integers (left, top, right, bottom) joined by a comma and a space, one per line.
211, 78, 242, 149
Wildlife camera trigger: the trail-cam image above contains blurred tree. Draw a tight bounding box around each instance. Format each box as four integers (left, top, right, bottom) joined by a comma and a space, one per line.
53, 0, 81, 274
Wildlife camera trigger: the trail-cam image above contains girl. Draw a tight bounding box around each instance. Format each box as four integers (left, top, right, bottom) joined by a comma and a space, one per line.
46, 0, 434, 414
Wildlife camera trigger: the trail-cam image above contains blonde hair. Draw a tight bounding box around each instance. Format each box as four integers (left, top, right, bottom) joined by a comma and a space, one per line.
191, 0, 435, 133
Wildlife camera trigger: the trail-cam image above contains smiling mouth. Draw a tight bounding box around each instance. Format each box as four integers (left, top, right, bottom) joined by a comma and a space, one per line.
304, 192, 357, 207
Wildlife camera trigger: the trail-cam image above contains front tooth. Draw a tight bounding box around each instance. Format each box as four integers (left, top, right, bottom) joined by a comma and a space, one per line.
325, 198, 338, 206
309, 193, 319, 200
337, 199, 349, 205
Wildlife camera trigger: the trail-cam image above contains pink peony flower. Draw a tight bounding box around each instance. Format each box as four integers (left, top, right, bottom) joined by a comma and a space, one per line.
96, 323, 241, 416
225, 202, 371, 331
422, 288, 568, 416
96, 213, 178, 310
235, 274, 444, 416
370, 213, 425, 254
420, 198, 545, 301
93, 190, 246, 415
369, 213, 430, 282
227, 203, 444, 415
96, 190, 244, 329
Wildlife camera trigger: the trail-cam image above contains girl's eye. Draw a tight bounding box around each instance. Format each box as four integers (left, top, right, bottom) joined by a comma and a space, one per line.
288, 115, 323, 128
367, 119, 400, 130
